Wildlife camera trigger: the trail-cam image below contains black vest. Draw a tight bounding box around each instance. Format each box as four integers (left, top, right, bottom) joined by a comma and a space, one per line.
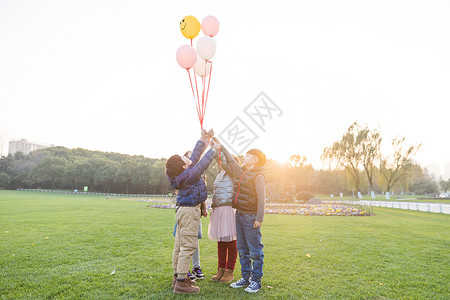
233, 166, 265, 214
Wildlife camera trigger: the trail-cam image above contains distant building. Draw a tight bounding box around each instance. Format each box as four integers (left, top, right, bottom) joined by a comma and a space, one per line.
8, 139, 53, 155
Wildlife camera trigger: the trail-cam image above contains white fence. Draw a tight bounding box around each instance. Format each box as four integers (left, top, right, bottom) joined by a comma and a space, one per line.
366, 201, 450, 214
16, 188, 173, 198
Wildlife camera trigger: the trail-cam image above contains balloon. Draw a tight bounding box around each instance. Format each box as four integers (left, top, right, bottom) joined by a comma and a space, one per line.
196, 36, 216, 61
180, 16, 201, 39
194, 59, 211, 78
201, 16, 220, 37
176, 45, 197, 69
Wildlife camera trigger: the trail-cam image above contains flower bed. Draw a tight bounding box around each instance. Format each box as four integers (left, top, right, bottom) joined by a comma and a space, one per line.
265, 204, 368, 216
117, 197, 371, 216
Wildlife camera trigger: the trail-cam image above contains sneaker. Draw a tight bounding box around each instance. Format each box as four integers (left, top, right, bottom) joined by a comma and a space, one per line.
193, 267, 205, 279
187, 270, 195, 280
230, 276, 250, 288
244, 280, 261, 293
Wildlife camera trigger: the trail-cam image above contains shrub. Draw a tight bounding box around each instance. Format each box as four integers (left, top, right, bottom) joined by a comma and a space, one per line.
296, 191, 314, 201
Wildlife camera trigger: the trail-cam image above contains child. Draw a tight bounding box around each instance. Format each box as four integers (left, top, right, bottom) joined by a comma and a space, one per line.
166, 129, 218, 294
216, 140, 266, 293
208, 147, 239, 283
177, 150, 207, 281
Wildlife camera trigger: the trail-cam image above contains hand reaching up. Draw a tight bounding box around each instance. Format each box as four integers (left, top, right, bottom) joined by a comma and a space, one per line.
201, 128, 215, 145
200, 129, 208, 141
211, 137, 221, 151
206, 129, 214, 140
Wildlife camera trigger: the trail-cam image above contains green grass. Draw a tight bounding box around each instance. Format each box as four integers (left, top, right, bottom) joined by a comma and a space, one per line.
1, 191, 449, 299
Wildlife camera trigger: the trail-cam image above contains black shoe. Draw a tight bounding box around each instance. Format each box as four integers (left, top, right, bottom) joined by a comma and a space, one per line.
193, 267, 205, 279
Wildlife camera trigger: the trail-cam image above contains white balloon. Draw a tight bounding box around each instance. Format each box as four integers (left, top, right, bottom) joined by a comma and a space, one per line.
194, 59, 211, 78
196, 36, 216, 61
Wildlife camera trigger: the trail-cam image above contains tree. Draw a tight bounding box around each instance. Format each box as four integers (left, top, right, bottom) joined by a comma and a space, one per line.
132, 160, 153, 194
358, 125, 382, 191
288, 155, 307, 168
115, 158, 138, 194
73, 155, 105, 191
0, 172, 10, 187
149, 160, 169, 194
11, 171, 34, 189
32, 156, 68, 189
410, 169, 438, 195
94, 159, 120, 193
439, 178, 450, 193
287, 155, 314, 194
0, 154, 14, 173
312, 169, 349, 195
379, 137, 421, 192
393, 160, 422, 193
66, 159, 83, 190
322, 122, 364, 192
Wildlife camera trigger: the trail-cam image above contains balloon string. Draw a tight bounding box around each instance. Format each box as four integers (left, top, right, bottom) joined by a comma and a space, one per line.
192, 67, 202, 129
187, 69, 201, 122
203, 61, 213, 121
201, 75, 206, 125
218, 147, 221, 166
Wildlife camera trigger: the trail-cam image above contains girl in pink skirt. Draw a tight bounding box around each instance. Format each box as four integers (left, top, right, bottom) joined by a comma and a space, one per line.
208, 144, 239, 283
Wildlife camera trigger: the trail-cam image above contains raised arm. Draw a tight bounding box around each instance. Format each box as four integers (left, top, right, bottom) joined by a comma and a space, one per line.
189, 140, 206, 165
214, 150, 234, 177
191, 129, 214, 165
186, 148, 217, 184
220, 145, 243, 179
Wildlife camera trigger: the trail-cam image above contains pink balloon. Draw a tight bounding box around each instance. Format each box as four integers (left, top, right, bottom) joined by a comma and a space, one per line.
176, 45, 197, 69
201, 16, 220, 37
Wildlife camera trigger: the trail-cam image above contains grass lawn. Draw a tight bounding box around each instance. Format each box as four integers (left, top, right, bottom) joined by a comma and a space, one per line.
1, 190, 449, 299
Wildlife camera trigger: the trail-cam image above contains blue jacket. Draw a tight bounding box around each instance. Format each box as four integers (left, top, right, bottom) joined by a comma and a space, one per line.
167, 140, 216, 207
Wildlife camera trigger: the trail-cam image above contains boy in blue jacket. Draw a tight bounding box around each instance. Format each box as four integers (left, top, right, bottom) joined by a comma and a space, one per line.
166, 129, 220, 294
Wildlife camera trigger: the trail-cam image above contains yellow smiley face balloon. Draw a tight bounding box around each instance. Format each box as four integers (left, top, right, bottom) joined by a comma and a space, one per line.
180, 16, 201, 40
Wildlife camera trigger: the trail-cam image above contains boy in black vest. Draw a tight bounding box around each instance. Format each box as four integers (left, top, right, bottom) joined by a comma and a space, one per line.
211, 138, 266, 293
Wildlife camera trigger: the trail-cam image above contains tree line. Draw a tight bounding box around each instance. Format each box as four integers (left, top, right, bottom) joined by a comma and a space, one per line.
0, 122, 447, 198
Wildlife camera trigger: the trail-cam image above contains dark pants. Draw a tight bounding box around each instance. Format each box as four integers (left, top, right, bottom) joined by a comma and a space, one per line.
235, 212, 264, 281
218, 241, 237, 270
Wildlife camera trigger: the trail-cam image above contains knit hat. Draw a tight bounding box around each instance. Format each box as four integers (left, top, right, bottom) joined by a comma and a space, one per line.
246, 149, 266, 166
166, 155, 185, 178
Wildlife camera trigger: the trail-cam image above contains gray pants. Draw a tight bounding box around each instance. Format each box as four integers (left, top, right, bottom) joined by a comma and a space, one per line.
192, 222, 202, 269
192, 244, 200, 269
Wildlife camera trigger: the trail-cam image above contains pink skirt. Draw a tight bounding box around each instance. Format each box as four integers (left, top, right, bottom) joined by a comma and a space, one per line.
208, 206, 236, 242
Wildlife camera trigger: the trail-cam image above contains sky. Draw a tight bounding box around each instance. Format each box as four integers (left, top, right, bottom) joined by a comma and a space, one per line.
0, 0, 449, 177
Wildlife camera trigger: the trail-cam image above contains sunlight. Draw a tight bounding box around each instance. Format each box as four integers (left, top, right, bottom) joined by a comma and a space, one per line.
267, 150, 289, 165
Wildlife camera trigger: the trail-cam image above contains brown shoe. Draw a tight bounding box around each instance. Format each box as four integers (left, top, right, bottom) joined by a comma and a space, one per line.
186, 276, 197, 286
174, 279, 200, 294
219, 269, 234, 283
172, 274, 177, 287
173, 275, 196, 287
211, 268, 225, 281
